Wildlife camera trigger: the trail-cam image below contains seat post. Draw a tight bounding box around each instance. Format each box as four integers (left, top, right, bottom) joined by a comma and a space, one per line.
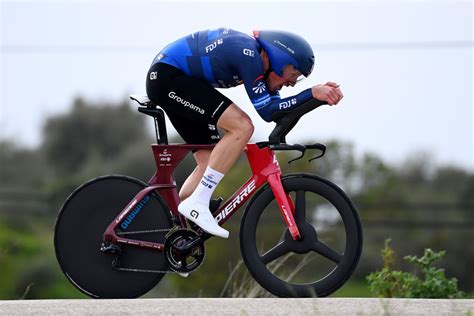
154, 109, 168, 144
137, 106, 169, 144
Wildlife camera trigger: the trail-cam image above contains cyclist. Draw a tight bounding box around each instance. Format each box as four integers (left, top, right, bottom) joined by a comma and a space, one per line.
146, 28, 343, 238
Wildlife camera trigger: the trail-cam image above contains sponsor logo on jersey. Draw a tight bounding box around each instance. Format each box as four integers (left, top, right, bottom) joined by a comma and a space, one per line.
243, 48, 255, 57
149, 72, 158, 80
205, 39, 224, 53
279, 98, 297, 109
168, 91, 205, 115
252, 81, 266, 94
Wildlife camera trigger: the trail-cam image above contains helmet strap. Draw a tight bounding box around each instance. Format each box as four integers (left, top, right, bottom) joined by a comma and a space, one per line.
263, 66, 273, 81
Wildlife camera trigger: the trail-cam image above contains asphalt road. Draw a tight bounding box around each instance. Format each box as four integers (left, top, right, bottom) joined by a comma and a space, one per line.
0, 298, 473, 315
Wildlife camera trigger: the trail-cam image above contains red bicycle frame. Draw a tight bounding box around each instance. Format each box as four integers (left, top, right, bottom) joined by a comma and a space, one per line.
103, 143, 300, 250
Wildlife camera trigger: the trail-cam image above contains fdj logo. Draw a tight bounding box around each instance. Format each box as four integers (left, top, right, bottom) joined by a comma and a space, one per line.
279, 98, 297, 109
120, 196, 150, 230
205, 39, 223, 53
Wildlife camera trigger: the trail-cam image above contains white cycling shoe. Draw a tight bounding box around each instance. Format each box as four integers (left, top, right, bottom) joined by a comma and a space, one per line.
178, 198, 229, 239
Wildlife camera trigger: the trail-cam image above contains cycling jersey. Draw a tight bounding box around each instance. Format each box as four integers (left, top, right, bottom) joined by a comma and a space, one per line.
151, 28, 313, 122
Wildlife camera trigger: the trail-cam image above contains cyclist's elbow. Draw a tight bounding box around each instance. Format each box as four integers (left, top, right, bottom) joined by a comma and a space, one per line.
257, 108, 273, 123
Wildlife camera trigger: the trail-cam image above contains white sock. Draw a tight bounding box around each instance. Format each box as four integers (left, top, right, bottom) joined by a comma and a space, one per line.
190, 166, 224, 204
179, 166, 229, 238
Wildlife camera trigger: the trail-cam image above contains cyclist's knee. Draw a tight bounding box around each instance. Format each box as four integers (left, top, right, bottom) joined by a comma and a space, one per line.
240, 117, 254, 140
193, 149, 211, 172
194, 150, 211, 165
228, 114, 253, 143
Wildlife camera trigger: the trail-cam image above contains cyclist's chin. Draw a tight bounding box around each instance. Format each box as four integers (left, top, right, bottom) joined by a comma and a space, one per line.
268, 84, 281, 92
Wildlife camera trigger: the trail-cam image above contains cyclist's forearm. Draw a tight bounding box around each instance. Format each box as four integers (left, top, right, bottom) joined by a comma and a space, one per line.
256, 88, 313, 122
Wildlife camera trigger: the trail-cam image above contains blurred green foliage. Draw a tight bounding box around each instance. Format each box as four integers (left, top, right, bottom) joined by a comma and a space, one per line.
367, 239, 466, 298
0, 97, 472, 299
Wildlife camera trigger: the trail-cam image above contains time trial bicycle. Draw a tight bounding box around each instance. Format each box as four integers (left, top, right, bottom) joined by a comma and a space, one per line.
54, 95, 363, 298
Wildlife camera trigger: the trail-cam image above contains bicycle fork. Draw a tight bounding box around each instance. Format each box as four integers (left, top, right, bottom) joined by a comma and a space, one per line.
246, 144, 301, 240
267, 173, 301, 240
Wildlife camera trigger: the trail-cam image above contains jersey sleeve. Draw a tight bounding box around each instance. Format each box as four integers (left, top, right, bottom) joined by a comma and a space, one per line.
238, 55, 314, 122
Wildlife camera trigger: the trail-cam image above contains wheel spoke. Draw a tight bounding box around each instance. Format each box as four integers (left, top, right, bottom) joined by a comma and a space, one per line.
312, 240, 342, 263
261, 241, 291, 265
295, 190, 306, 224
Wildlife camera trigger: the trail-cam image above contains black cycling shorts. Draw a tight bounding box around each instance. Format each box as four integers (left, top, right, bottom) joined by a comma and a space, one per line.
146, 62, 233, 144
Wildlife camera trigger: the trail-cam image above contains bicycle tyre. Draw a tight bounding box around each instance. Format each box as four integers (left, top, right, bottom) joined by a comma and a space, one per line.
240, 173, 363, 297
54, 175, 172, 298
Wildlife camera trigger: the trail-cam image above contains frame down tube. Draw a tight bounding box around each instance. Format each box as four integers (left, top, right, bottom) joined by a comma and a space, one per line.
214, 144, 301, 240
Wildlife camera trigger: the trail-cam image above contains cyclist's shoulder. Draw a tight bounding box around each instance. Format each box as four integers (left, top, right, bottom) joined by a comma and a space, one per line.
223, 29, 258, 48
193, 28, 256, 47
163, 28, 257, 53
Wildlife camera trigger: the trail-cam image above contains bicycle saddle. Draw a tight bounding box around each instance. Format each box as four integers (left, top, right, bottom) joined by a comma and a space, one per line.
130, 94, 153, 106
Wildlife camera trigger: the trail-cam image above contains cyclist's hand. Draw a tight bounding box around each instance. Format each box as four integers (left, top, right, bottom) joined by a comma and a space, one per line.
311, 82, 343, 105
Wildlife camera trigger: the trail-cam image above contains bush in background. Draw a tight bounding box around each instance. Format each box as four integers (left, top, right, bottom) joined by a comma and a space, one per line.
367, 239, 465, 298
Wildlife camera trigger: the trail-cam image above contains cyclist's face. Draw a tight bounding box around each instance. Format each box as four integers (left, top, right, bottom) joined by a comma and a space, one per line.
266, 65, 303, 92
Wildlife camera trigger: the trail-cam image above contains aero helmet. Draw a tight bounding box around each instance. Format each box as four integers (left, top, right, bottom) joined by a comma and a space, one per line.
253, 30, 315, 77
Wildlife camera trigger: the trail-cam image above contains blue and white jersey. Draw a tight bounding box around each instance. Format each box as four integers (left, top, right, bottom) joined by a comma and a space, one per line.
151, 28, 313, 122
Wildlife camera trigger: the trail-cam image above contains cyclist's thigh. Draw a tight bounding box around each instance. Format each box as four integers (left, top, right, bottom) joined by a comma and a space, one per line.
217, 103, 253, 131
146, 62, 233, 144
165, 109, 221, 144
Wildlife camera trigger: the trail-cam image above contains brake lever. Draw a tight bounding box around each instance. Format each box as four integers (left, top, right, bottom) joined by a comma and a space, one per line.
308, 143, 327, 162
288, 148, 306, 164
269, 144, 306, 164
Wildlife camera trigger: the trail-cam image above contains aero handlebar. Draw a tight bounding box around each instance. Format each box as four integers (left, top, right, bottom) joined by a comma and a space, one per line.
269, 99, 327, 145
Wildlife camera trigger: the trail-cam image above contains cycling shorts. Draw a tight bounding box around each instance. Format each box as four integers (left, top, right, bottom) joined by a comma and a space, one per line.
146, 62, 233, 144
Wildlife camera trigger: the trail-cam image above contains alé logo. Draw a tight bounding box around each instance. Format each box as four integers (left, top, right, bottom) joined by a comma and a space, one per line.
252, 82, 266, 94
243, 48, 255, 57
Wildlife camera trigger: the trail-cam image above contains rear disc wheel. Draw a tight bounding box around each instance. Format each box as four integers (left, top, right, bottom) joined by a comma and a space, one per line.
54, 175, 172, 298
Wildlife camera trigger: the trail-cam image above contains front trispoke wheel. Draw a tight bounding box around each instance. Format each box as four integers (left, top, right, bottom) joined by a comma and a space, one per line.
312, 240, 342, 263
294, 190, 306, 225
240, 175, 363, 297
261, 241, 291, 265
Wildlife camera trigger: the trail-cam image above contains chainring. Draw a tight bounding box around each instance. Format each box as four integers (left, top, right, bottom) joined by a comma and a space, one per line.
164, 229, 205, 273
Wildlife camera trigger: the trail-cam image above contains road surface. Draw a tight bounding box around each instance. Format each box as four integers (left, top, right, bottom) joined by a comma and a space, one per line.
0, 298, 473, 315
